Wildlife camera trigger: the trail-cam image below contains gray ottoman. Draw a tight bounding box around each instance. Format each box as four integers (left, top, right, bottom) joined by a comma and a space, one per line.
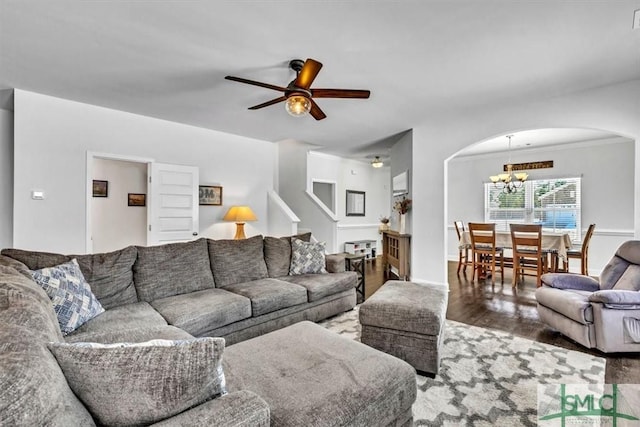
223, 321, 417, 426
359, 280, 448, 376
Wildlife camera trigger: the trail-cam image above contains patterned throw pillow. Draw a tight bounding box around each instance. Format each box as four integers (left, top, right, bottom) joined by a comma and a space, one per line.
48, 338, 227, 426
289, 238, 328, 275
30, 259, 104, 335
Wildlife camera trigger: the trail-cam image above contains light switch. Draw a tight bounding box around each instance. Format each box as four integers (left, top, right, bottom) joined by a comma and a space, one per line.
31, 190, 45, 200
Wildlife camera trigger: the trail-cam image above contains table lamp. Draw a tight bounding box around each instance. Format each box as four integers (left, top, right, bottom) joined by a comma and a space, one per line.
223, 206, 257, 239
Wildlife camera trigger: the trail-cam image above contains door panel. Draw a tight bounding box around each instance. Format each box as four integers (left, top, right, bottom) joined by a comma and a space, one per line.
148, 163, 199, 246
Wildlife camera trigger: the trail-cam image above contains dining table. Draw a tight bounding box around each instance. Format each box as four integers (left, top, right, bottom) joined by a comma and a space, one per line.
459, 229, 574, 272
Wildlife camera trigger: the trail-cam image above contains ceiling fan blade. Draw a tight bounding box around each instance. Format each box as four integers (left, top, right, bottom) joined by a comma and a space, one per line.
311, 89, 371, 99
309, 99, 327, 121
294, 58, 323, 89
225, 76, 287, 92
248, 96, 287, 110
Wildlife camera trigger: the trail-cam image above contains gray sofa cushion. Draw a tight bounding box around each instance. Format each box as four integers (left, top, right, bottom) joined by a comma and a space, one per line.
66, 301, 168, 337
49, 337, 226, 427
208, 235, 269, 287
223, 278, 308, 316
0, 266, 95, 426
279, 272, 356, 302
611, 264, 640, 291
589, 290, 640, 308
134, 239, 215, 301
66, 325, 194, 344
535, 286, 594, 324
2, 246, 138, 310
224, 321, 417, 426
263, 232, 312, 278
289, 238, 327, 275
152, 390, 270, 427
151, 288, 251, 336
541, 273, 600, 291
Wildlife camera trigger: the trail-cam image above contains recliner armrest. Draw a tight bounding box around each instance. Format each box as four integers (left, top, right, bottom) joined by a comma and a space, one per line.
325, 253, 346, 273
150, 390, 269, 427
589, 290, 640, 309
540, 273, 600, 291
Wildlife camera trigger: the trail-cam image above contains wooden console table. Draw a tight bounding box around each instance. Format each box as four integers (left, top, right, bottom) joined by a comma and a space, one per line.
382, 230, 411, 281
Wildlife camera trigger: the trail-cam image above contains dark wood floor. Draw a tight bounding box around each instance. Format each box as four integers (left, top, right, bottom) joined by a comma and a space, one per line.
363, 258, 640, 383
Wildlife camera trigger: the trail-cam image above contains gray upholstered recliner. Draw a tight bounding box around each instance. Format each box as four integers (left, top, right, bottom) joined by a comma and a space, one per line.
536, 240, 640, 353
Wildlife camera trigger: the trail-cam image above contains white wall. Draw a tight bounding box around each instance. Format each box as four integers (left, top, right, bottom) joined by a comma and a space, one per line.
278, 140, 338, 251
447, 137, 634, 275
307, 151, 391, 252
390, 131, 413, 233
412, 79, 640, 286
13, 90, 276, 253
0, 109, 13, 248
91, 158, 147, 253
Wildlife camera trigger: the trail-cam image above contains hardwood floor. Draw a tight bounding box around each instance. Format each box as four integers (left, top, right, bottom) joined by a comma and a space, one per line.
363, 257, 640, 383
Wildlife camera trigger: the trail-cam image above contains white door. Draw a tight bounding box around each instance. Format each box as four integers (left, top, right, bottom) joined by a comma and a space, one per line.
147, 162, 199, 246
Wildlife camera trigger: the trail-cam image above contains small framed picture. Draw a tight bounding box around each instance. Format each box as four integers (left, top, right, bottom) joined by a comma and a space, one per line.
127, 193, 146, 207
92, 180, 108, 197
199, 185, 223, 206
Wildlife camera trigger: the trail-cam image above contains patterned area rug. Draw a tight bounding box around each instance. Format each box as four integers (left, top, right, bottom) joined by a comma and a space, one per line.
318, 307, 605, 426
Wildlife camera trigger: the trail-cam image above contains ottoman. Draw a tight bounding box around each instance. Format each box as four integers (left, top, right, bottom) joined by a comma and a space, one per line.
223, 321, 417, 426
359, 280, 448, 376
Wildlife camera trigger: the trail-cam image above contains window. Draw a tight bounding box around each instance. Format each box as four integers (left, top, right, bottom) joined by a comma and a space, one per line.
484, 177, 582, 241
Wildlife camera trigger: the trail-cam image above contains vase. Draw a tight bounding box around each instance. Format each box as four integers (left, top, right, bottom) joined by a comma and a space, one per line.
378, 223, 390, 233
399, 214, 406, 234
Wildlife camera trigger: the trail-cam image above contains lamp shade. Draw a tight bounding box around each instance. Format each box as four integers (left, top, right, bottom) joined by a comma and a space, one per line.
223, 206, 257, 222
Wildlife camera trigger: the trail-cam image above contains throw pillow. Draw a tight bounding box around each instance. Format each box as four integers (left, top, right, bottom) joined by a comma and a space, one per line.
289, 238, 328, 275
264, 232, 312, 277
30, 259, 104, 335
48, 337, 227, 426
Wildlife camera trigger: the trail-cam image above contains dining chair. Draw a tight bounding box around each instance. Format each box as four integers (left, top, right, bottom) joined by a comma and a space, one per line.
564, 223, 596, 275
509, 223, 547, 287
468, 222, 504, 284
454, 221, 472, 274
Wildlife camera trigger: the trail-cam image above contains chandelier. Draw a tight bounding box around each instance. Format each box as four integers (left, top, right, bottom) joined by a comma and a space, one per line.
489, 135, 528, 194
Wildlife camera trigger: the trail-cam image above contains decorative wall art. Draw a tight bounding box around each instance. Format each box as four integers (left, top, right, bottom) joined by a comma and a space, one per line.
199, 185, 223, 206
127, 193, 146, 207
346, 190, 366, 216
92, 180, 108, 197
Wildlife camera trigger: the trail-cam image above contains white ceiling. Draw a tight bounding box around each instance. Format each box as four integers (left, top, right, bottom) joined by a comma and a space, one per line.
1, 1, 639, 158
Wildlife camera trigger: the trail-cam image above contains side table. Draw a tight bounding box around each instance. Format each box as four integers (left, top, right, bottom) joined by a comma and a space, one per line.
345, 253, 366, 303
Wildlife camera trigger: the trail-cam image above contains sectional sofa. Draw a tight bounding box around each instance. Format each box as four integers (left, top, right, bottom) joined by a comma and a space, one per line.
0, 234, 417, 426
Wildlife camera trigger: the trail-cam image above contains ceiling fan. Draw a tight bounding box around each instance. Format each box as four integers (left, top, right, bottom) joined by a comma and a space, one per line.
225, 58, 370, 120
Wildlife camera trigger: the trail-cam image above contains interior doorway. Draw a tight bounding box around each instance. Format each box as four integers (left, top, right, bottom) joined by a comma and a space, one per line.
86, 152, 153, 253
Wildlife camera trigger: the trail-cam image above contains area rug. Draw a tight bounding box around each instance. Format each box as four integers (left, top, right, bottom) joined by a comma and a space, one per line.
318, 307, 605, 426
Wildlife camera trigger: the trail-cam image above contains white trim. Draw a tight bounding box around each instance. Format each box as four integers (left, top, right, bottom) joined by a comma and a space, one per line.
337, 223, 379, 229
304, 190, 339, 222
85, 151, 155, 253
593, 228, 635, 237
310, 178, 337, 214
267, 190, 300, 223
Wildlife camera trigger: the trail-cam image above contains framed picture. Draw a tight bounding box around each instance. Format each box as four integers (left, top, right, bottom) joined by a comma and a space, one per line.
92, 180, 108, 197
128, 193, 146, 207
346, 190, 366, 216
199, 185, 223, 206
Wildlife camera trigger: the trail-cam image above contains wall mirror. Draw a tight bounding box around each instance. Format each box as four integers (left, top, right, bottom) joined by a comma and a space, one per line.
392, 170, 409, 196
346, 190, 366, 216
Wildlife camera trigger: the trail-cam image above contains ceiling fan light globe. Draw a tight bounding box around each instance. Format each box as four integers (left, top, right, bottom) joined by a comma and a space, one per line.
285, 96, 311, 117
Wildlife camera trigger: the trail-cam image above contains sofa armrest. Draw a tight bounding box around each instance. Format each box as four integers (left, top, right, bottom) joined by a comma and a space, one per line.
150, 390, 269, 427
541, 273, 600, 291
325, 253, 346, 273
589, 290, 640, 309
